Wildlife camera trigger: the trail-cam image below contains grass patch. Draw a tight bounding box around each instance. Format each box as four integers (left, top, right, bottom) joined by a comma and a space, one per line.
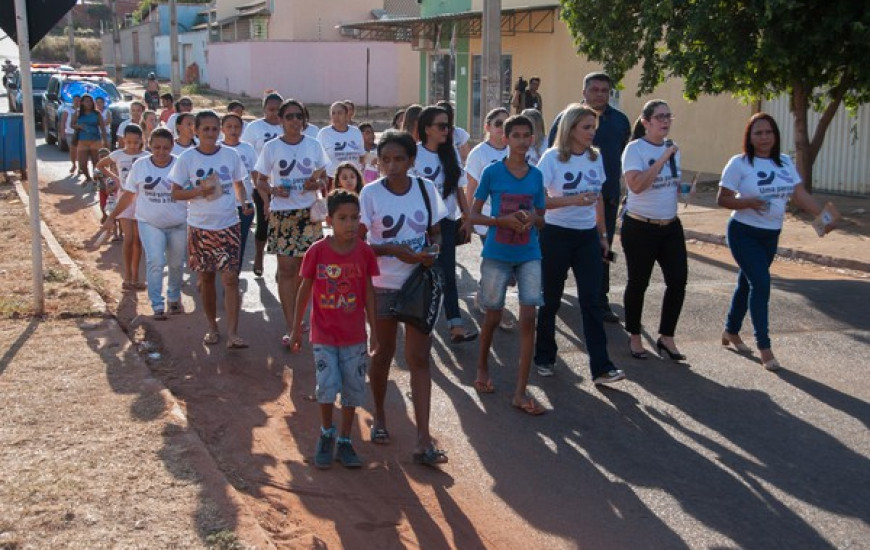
44, 267, 69, 283
32, 36, 102, 66
205, 530, 243, 550
182, 83, 211, 96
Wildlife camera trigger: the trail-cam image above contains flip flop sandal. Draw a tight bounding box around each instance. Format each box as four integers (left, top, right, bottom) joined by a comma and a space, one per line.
203, 331, 220, 346
133, 281, 147, 290
370, 426, 391, 445
122, 281, 134, 291
413, 446, 448, 467
253, 266, 264, 277
226, 336, 249, 349
281, 334, 292, 347
450, 328, 479, 344
473, 379, 495, 394
512, 397, 546, 416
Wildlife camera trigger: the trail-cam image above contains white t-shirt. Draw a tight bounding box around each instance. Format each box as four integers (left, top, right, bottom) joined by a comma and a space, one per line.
316, 125, 365, 177
165, 112, 178, 135
360, 177, 447, 290
171, 140, 195, 157
720, 154, 801, 230
220, 141, 257, 206
452, 126, 470, 150
303, 123, 320, 139
241, 118, 282, 156
526, 142, 546, 166
466, 141, 509, 234
109, 149, 149, 220
168, 145, 247, 230
63, 105, 76, 135
125, 155, 187, 228
622, 139, 682, 220
254, 135, 329, 211
538, 148, 604, 230
412, 144, 466, 221
115, 118, 141, 139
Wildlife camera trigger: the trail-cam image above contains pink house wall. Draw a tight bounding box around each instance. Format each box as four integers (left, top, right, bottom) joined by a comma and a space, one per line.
207, 41, 413, 107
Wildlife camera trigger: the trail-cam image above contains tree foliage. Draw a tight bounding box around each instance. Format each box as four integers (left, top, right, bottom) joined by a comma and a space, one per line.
559, 0, 870, 190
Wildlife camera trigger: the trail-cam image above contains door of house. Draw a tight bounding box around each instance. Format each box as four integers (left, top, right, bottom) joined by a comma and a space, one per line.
131, 31, 139, 65
470, 54, 512, 139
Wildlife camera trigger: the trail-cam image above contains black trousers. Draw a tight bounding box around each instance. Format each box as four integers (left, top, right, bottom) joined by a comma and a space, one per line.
252, 189, 268, 242
620, 215, 687, 336
599, 196, 619, 307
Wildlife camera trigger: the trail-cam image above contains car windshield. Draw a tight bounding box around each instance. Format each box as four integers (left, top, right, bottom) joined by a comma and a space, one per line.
32, 73, 53, 90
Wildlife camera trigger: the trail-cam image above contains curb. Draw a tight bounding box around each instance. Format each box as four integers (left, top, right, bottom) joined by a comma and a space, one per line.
684, 229, 870, 273
14, 175, 275, 549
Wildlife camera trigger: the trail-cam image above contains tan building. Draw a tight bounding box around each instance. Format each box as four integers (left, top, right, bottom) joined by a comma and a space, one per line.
343, 0, 870, 193
207, 0, 420, 107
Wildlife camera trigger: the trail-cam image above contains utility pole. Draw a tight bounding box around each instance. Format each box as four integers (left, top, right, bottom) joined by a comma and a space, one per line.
111, 0, 122, 83
13, 0, 45, 314
170, 0, 180, 97
481, 0, 501, 127
67, 11, 76, 66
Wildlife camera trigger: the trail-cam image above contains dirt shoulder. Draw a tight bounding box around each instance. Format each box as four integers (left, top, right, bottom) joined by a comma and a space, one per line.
0, 180, 262, 549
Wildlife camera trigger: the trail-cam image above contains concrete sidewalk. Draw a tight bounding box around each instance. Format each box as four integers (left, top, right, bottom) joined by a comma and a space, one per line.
679, 188, 870, 272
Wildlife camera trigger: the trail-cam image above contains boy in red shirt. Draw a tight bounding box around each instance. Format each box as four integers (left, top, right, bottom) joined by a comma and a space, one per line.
290, 189, 379, 469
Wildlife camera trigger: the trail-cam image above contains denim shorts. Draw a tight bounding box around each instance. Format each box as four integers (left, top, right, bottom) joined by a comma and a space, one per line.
313, 342, 368, 407
479, 258, 543, 310
374, 288, 400, 320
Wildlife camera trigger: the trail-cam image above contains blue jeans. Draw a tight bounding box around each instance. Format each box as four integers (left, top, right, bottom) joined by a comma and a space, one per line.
436, 217, 462, 327
237, 205, 254, 272
725, 219, 780, 350
137, 220, 187, 312
535, 224, 614, 377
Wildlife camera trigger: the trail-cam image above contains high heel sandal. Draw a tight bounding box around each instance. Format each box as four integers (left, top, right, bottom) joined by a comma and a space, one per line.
759, 349, 782, 371
656, 338, 686, 361
721, 331, 751, 353
628, 337, 648, 360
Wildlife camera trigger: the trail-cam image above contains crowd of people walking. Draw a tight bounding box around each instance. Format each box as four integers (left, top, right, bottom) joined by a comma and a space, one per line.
92, 70, 835, 469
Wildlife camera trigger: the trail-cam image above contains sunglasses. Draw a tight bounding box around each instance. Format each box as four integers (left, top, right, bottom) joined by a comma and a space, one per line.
283, 113, 305, 120
431, 122, 450, 130
651, 113, 675, 122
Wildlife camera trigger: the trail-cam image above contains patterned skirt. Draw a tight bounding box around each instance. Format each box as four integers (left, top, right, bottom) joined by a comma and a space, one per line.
187, 223, 241, 272
267, 208, 323, 257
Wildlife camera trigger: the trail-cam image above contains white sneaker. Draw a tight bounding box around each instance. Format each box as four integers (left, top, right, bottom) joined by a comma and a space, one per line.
593, 369, 626, 386
536, 364, 555, 377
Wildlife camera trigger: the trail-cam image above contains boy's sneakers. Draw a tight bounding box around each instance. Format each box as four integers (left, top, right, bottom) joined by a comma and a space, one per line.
335, 439, 363, 469
536, 363, 555, 377
593, 369, 626, 386
314, 428, 336, 470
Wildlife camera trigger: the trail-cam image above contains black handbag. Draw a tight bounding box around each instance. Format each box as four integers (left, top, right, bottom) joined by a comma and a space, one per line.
390, 178, 444, 334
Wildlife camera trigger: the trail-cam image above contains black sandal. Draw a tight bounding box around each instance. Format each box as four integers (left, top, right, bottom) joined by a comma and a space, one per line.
450, 327, 479, 344
370, 426, 390, 445
413, 446, 448, 467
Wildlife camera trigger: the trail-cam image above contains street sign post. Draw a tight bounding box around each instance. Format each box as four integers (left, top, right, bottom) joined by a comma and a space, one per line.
1, 0, 77, 314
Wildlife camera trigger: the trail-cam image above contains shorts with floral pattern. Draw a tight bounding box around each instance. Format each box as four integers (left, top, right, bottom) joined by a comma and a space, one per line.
267, 208, 323, 257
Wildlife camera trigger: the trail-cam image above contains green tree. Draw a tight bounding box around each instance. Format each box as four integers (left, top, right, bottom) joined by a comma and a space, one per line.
559, 0, 870, 191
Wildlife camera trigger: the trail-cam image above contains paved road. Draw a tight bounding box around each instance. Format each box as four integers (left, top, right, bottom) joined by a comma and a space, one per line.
23, 105, 870, 548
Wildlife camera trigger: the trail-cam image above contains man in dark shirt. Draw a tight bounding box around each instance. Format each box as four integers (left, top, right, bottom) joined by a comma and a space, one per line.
512, 76, 543, 114
548, 72, 631, 322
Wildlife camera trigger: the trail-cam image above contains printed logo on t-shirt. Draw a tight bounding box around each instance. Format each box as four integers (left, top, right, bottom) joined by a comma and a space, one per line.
195, 166, 232, 195
496, 193, 532, 245
316, 262, 362, 312
382, 210, 427, 238
333, 140, 360, 162
276, 156, 317, 189
263, 132, 278, 144
143, 175, 162, 190
646, 158, 677, 189
421, 165, 442, 181
562, 168, 603, 192
756, 169, 795, 186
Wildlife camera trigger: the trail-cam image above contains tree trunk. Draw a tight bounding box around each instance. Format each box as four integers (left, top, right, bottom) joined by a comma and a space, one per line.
790, 74, 851, 194
791, 83, 813, 192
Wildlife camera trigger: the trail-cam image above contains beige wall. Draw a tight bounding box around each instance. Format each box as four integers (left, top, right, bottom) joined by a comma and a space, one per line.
466, 9, 751, 173
270, 0, 381, 41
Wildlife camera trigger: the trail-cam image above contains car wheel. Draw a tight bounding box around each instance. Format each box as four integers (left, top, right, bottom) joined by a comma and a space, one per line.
44, 115, 57, 145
